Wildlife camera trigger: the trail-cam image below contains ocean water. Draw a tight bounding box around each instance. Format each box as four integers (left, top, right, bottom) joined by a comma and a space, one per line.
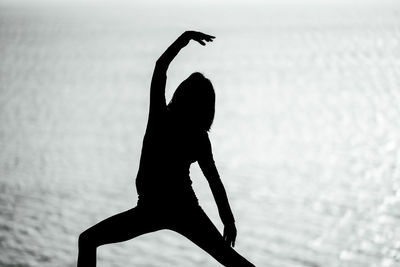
1, 2, 400, 266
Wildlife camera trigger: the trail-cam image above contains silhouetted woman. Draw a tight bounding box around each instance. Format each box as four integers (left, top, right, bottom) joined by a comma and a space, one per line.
77, 31, 255, 267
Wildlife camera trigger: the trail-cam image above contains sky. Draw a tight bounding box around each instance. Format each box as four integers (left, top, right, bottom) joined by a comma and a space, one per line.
0, 0, 397, 7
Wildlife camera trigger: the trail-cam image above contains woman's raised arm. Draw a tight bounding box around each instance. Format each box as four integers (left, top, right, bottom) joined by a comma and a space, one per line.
147, 31, 215, 130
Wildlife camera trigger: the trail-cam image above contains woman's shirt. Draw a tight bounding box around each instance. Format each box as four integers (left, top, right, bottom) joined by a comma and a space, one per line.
135, 111, 202, 206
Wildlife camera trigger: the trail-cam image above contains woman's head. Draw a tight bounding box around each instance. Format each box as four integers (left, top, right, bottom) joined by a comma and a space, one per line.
168, 72, 215, 131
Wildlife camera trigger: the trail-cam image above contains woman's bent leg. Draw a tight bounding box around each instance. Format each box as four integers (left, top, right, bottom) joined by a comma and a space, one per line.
77, 206, 161, 267
169, 207, 255, 267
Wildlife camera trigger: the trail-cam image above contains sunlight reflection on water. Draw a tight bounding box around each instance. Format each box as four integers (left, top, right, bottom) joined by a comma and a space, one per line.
1, 2, 400, 267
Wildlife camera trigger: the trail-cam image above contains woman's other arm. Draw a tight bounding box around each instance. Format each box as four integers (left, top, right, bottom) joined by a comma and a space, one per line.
198, 134, 237, 247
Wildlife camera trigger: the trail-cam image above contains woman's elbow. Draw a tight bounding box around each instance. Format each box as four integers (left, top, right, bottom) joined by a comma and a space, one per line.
155, 56, 168, 67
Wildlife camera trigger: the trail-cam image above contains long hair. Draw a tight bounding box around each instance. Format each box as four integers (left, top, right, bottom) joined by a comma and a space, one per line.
167, 72, 215, 131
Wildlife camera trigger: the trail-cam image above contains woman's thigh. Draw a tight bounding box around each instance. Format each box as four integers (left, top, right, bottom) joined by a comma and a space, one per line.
81, 206, 163, 247
168, 207, 254, 267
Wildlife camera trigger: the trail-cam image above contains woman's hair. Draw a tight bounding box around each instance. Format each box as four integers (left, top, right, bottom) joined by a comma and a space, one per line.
167, 72, 215, 131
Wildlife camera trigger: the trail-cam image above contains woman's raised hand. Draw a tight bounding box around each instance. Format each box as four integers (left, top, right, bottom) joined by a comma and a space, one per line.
183, 31, 215, 46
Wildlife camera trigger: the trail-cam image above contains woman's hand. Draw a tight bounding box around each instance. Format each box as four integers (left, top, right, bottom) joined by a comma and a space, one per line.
182, 31, 215, 46
223, 222, 237, 247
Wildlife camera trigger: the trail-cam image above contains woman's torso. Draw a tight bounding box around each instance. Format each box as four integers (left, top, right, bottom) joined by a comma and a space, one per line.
135, 111, 203, 207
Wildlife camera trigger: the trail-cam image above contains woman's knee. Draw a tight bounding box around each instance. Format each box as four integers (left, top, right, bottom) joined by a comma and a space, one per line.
78, 229, 97, 249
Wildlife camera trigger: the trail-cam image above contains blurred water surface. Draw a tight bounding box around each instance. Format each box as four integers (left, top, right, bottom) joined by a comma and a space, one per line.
1, 2, 400, 267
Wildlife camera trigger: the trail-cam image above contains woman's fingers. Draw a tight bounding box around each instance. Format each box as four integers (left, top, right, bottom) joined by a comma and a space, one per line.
202, 34, 215, 42
188, 31, 215, 46
223, 224, 237, 247
227, 232, 236, 247
206, 34, 216, 40
227, 235, 235, 247
197, 39, 206, 46
231, 233, 236, 247
194, 36, 213, 46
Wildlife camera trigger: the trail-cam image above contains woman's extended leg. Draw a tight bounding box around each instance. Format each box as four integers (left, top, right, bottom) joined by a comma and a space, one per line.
77, 206, 162, 267
169, 207, 255, 267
